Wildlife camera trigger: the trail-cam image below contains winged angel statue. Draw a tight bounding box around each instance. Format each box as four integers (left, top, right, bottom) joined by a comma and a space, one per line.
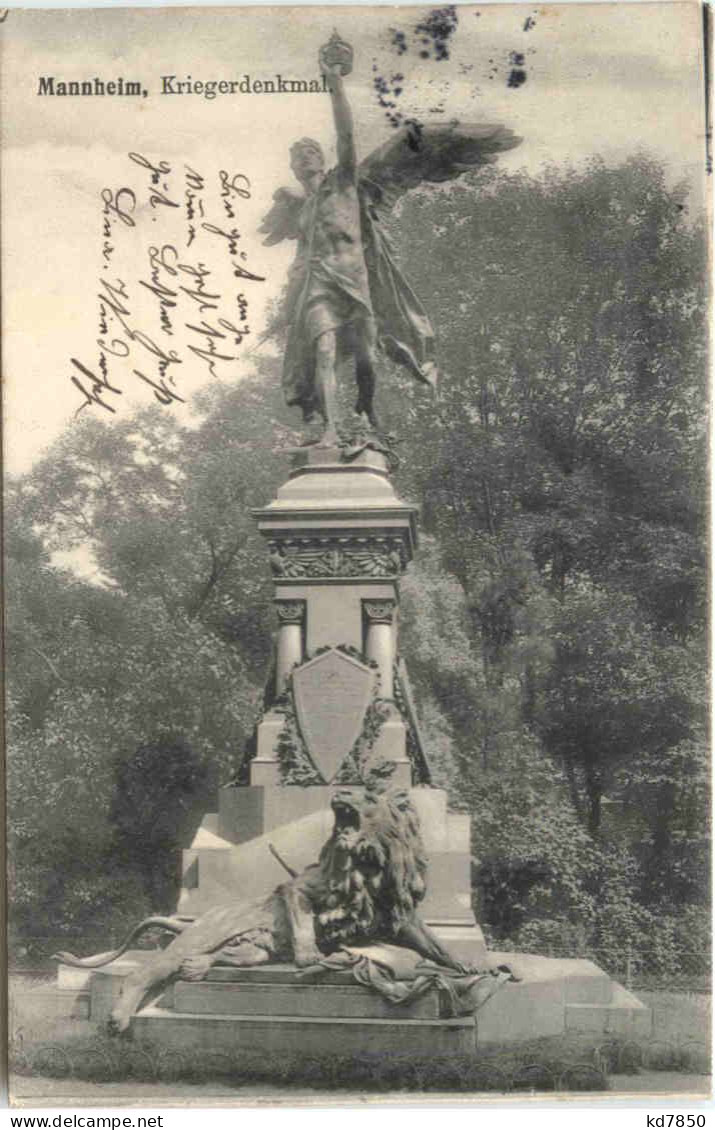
259, 33, 521, 445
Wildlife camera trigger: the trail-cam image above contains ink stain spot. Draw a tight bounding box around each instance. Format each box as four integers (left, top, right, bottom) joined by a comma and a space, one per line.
507, 68, 527, 88
523, 15, 536, 31
413, 6, 459, 61
380, 10, 457, 125
509, 51, 525, 66
389, 27, 408, 55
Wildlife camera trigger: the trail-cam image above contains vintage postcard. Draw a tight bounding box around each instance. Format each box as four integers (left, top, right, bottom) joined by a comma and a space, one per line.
2, 1, 710, 1110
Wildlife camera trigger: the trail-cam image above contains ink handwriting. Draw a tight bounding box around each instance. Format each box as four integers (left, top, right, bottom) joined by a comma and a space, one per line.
71, 152, 266, 413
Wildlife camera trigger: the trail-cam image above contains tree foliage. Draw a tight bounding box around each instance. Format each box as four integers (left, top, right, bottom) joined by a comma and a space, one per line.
389, 156, 708, 950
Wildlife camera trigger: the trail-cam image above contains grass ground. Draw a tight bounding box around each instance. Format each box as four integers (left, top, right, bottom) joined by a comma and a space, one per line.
639, 989, 711, 1046
8, 976, 711, 1105
608, 1073, 710, 1096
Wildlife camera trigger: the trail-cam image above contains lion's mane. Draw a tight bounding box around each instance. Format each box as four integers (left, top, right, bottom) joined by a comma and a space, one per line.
312, 786, 428, 950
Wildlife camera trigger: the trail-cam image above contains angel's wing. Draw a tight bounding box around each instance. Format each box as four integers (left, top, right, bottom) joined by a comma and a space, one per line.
358, 122, 522, 211
258, 186, 304, 246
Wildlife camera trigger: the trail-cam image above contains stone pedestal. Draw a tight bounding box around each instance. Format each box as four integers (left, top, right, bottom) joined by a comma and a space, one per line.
179, 444, 488, 967
250, 445, 417, 788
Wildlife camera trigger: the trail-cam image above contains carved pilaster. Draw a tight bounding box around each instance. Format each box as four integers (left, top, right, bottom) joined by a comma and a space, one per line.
275, 600, 305, 696
275, 600, 305, 624
364, 600, 396, 625
363, 599, 396, 699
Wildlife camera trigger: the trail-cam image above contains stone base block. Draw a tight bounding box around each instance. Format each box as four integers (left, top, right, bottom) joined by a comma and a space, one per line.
173, 979, 443, 1020
57, 953, 174, 1025
205, 962, 351, 984
476, 977, 568, 1044
565, 983, 652, 1038
58, 955, 139, 1025
215, 785, 455, 852
432, 923, 489, 969
368, 716, 408, 769
489, 952, 613, 1004
57, 964, 95, 991
183, 791, 477, 929
58, 949, 652, 1053
477, 952, 652, 1045
132, 1006, 476, 1059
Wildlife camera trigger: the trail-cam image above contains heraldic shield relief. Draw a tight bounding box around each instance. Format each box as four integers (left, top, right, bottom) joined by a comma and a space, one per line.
292, 648, 375, 783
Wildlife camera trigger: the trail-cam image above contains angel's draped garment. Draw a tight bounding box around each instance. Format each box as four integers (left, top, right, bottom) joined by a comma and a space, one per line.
282, 165, 437, 421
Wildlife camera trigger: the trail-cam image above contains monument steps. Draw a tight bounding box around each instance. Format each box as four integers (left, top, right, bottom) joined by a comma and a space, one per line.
172, 978, 446, 1019
130, 966, 651, 1053
58, 947, 652, 1052
131, 1004, 477, 1057
206, 962, 355, 985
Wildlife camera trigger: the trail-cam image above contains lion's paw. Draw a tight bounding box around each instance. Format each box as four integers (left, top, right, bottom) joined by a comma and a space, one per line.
457, 962, 481, 976
293, 947, 323, 969
106, 1013, 132, 1038
180, 953, 214, 981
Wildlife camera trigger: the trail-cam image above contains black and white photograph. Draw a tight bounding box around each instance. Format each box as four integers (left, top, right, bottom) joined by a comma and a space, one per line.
2, 1, 710, 1109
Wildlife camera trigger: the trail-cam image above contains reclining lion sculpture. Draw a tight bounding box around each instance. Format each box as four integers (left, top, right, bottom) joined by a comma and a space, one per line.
55, 783, 479, 1034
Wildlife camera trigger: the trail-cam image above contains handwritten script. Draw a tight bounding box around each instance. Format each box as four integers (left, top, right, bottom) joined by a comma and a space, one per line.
72, 151, 266, 415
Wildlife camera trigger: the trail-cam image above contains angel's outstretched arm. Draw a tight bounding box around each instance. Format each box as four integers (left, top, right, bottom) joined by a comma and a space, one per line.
320, 55, 357, 179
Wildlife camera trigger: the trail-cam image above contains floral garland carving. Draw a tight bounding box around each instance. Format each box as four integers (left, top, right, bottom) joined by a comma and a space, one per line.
393, 659, 431, 786
268, 536, 406, 580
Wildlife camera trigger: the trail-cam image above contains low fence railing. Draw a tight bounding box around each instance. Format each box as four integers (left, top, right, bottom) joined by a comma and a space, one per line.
538, 945, 712, 993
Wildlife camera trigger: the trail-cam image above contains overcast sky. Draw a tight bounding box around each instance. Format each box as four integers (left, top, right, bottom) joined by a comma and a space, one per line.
2, 2, 708, 472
